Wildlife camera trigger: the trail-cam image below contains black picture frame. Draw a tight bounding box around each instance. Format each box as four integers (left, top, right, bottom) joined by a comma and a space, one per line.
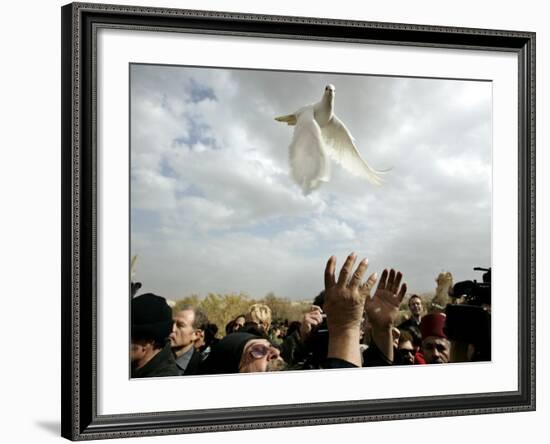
61, 2, 536, 440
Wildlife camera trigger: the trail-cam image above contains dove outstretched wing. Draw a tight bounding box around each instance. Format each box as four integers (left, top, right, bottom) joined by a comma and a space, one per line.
321, 115, 384, 186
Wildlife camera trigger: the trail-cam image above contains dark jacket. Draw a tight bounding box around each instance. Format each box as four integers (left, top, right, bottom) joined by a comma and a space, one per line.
182, 349, 203, 375
321, 357, 358, 369
132, 341, 179, 378
362, 342, 393, 367
280, 331, 310, 368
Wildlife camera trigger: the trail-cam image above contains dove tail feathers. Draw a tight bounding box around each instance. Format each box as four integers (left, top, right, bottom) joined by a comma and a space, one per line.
301, 179, 323, 195
275, 114, 297, 126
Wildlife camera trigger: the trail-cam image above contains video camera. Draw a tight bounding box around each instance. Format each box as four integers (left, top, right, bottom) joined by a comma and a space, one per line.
445, 267, 491, 361
448, 267, 491, 306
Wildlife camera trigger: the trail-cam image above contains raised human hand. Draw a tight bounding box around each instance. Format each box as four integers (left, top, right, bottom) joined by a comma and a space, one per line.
323, 253, 370, 367
323, 253, 370, 332
299, 305, 323, 343
365, 269, 407, 330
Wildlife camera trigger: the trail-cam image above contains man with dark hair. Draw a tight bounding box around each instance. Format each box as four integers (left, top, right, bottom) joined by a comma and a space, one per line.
169, 305, 209, 375
198, 323, 220, 360
398, 294, 423, 345
131, 293, 179, 378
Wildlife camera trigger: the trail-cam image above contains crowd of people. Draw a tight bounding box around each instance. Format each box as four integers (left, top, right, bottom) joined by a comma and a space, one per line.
130, 253, 491, 378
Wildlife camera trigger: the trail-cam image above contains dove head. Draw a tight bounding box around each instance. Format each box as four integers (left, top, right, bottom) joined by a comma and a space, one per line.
324, 84, 335, 98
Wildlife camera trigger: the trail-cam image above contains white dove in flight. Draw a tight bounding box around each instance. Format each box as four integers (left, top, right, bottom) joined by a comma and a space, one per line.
275, 84, 386, 195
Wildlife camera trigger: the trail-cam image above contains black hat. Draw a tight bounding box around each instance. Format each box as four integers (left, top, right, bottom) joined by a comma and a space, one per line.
131, 293, 173, 343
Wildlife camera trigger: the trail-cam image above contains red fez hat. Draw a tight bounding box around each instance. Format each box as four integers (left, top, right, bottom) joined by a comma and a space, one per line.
420, 313, 447, 339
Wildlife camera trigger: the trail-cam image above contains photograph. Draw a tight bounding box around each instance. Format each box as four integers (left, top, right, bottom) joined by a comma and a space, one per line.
58, 1, 536, 439
129, 63, 493, 378
2, 0, 545, 441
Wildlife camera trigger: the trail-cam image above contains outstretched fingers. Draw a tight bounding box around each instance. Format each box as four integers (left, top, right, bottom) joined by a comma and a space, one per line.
377, 269, 389, 291
381, 268, 403, 294
397, 282, 408, 304
361, 272, 378, 309
349, 258, 369, 290
337, 253, 357, 287
324, 256, 337, 289
360, 272, 378, 294
391, 271, 403, 294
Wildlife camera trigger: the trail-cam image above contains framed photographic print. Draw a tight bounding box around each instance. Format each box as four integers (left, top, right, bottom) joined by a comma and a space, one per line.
61, 2, 535, 440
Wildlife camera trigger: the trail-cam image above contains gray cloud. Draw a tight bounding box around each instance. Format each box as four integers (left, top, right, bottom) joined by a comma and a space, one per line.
130, 63, 491, 300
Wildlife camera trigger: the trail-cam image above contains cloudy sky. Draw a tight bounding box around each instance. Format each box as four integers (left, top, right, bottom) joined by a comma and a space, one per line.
130, 63, 491, 301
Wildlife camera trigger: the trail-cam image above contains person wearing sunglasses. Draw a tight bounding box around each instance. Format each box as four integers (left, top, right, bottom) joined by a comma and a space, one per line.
239, 339, 285, 372
199, 252, 409, 374
396, 330, 416, 365
199, 332, 285, 374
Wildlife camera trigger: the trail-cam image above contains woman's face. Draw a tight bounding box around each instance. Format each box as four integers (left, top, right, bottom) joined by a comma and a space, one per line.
238, 339, 285, 373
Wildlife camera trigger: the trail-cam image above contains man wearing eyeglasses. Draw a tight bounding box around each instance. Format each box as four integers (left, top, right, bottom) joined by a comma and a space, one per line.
420, 313, 451, 364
